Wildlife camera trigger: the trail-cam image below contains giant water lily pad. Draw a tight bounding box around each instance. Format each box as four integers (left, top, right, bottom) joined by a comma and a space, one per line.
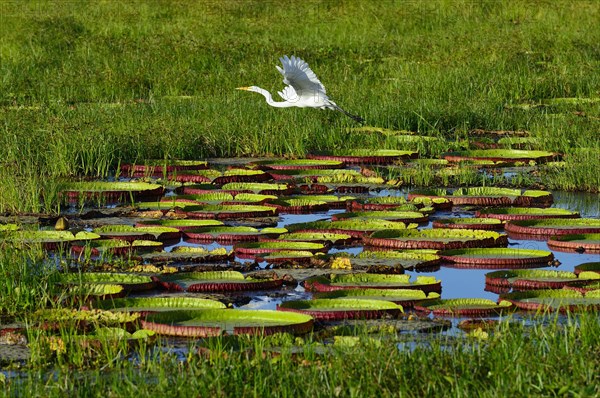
500, 289, 600, 312
332, 210, 428, 223
154, 271, 283, 292
364, 229, 507, 250
210, 169, 272, 185
314, 289, 440, 308
308, 149, 418, 165
93, 297, 226, 314
414, 298, 512, 316
267, 232, 355, 245
183, 226, 281, 243
93, 225, 181, 241
442, 149, 555, 163
251, 159, 345, 170
71, 239, 163, 256
485, 269, 599, 290
233, 241, 328, 255
304, 274, 441, 294
286, 219, 417, 238
119, 160, 208, 174
141, 309, 313, 336
136, 219, 224, 231
408, 187, 553, 207
256, 250, 315, 264
440, 248, 554, 269
574, 262, 600, 276
289, 195, 356, 209
264, 198, 329, 214
547, 233, 600, 253
61, 182, 164, 202
220, 182, 294, 195
141, 247, 231, 264
60, 273, 156, 292
3, 230, 100, 250
348, 250, 441, 271
66, 283, 125, 301
267, 169, 362, 183
277, 298, 403, 320
178, 204, 277, 219
432, 217, 504, 230
476, 207, 579, 221
505, 218, 600, 236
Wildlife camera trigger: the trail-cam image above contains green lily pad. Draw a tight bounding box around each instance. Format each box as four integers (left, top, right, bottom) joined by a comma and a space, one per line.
233, 241, 328, 255
574, 262, 600, 275
414, 298, 512, 316
220, 182, 293, 195
547, 233, 600, 252
408, 187, 553, 207
154, 271, 283, 292
476, 207, 579, 221
61, 181, 164, 202
332, 210, 428, 223
136, 219, 224, 231
140, 247, 230, 264
93, 225, 181, 241
71, 239, 163, 256
307, 149, 418, 165
93, 297, 226, 313
183, 226, 274, 242
505, 218, 600, 236
432, 217, 504, 230
3, 230, 100, 250
119, 159, 208, 174
443, 149, 555, 163
60, 272, 156, 292
441, 248, 554, 269
304, 274, 441, 294
251, 159, 345, 170
500, 289, 600, 312
485, 269, 599, 290
349, 250, 441, 271
256, 250, 315, 264
141, 309, 314, 336
364, 229, 507, 250
315, 289, 440, 308
277, 298, 403, 320
286, 219, 417, 238
264, 198, 330, 213
179, 204, 277, 219
270, 232, 354, 245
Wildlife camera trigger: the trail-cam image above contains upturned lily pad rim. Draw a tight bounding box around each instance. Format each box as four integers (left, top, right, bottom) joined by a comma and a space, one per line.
547, 233, 600, 252
476, 207, 579, 221
414, 298, 512, 316
314, 289, 440, 306
278, 298, 402, 311
440, 248, 554, 265
304, 274, 442, 294
505, 218, 600, 236
141, 309, 314, 336
499, 289, 600, 312
485, 269, 599, 289
93, 297, 227, 312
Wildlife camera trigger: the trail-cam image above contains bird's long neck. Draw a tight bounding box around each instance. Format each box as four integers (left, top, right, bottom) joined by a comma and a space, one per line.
252, 87, 292, 108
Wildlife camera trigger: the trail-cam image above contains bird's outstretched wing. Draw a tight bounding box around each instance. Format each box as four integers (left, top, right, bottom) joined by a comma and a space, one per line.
275, 55, 329, 104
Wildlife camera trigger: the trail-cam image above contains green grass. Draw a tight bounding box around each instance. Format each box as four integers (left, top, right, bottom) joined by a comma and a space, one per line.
0, 1, 599, 212
4, 313, 600, 397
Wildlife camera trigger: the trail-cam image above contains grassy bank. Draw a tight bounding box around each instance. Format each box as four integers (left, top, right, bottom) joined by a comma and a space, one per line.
4, 312, 600, 397
0, 1, 599, 212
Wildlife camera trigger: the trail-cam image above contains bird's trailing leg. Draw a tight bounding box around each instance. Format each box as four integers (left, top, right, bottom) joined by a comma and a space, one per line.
331, 104, 365, 124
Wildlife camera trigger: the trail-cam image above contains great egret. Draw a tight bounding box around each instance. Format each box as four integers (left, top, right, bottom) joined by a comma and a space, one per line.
237, 55, 364, 123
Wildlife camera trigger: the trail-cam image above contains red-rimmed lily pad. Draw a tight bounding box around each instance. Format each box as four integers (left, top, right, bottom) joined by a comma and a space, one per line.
119, 160, 208, 175
547, 233, 600, 253
141, 309, 313, 337
408, 187, 553, 207
505, 218, 600, 236
135, 219, 224, 231
153, 271, 283, 292
264, 232, 355, 245
67, 284, 126, 301
60, 273, 156, 293
256, 250, 315, 264
219, 182, 295, 196
233, 241, 328, 256
267, 168, 362, 182
286, 219, 417, 239
304, 274, 441, 294
332, 210, 428, 224
485, 269, 600, 290
442, 149, 556, 163
141, 247, 231, 264
363, 229, 507, 250
432, 217, 504, 230
350, 250, 441, 271
264, 198, 329, 214
71, 239, 163, 256
574, 262, 600, 276
61, 182, 164, 202
277, 298, 403, 320
3, 230, 100, 250
307, 149, 418, 165
250, 159, 345, 170
93, 297, 226, 315
414, 298, 512, 317
178, 204, 277, 219
210, 169, 272, 185
314, 289, 440, 308
92, 225, 181, 241
183, 226, 279, 243
476, 207, 579, 221
440, 248, 554, 269
291, 195, 355, 209
499, 289, 600, 312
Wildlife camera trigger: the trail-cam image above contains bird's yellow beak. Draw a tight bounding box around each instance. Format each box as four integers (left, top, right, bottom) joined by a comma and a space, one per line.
236, 87, 251, 91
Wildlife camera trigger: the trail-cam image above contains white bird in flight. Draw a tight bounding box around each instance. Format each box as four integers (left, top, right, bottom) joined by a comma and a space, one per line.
237, 55, 364, 123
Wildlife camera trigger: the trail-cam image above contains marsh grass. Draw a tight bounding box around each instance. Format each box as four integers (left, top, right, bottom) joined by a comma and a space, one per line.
0, 1, 599, 212
5, 313, 600, 397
